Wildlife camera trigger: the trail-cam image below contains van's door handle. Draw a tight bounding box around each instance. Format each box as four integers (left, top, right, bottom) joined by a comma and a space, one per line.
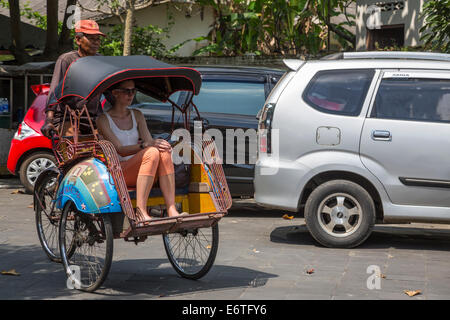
372, 130, 392, 141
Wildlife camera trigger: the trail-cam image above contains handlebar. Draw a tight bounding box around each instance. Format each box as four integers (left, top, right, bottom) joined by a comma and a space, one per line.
49, 129, 58, 149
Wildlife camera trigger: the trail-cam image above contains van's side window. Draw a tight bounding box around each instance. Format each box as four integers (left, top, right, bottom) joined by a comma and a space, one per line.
372, 78, 450, 122
303, 69, 375, 116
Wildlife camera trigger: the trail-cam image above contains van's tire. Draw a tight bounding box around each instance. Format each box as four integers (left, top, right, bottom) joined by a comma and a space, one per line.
304, 180, 375, 248
19, 152, 56, 194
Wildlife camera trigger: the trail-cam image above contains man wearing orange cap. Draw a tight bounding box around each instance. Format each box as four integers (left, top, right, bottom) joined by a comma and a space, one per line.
42, 20, 106, 138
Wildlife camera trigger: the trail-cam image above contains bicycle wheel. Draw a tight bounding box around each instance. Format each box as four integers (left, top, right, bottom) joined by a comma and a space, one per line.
59, 201, 113, 292
35, 169, 62, 262
163, 222, 219, 280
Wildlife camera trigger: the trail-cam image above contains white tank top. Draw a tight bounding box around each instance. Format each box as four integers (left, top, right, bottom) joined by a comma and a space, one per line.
105, 109, 139, 161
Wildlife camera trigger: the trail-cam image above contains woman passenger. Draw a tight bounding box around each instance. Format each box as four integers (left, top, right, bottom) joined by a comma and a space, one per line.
96, 79, 185, 224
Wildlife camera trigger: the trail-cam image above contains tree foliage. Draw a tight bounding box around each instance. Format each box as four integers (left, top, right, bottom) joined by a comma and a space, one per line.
1, 0, 69, 62
420, 0, 450, 53
193, 0, 355, 56
99, 23, 183, 58
78, 0, 158, 56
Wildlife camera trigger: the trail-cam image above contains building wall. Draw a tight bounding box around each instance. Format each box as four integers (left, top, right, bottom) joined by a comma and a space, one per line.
99, 3, 215, 57
356, 0, 426, 51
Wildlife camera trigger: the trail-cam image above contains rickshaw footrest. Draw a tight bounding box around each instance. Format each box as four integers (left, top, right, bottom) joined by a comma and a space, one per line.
120, 212, 225, 238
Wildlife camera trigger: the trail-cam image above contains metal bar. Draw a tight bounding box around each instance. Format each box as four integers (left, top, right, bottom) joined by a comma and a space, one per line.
322, 51, 450, 62
9, 78, 13, 129
24, 75, 28, 112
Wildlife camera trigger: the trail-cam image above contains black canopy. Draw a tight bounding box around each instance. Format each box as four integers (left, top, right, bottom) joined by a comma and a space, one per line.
48, 55, 202, 106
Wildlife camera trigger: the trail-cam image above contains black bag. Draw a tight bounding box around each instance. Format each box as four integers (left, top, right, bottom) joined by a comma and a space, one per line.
174, 163, 190, 188
152, 133, 190, 188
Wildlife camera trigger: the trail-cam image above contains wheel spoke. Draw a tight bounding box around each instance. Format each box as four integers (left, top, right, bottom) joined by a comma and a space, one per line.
336, 196, 345, 207
29, 162, 40, 172
347, 206, 360, 217
342, 220, 353, 232
321, 205, 333, 216
325, 220, 336, 232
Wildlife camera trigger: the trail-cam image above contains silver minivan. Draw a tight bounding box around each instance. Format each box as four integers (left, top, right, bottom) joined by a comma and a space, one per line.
255, 52, 450, 248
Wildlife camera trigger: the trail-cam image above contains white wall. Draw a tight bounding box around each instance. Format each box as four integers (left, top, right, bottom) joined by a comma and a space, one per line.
356, 0, 426, 51
99, 3, 214, 57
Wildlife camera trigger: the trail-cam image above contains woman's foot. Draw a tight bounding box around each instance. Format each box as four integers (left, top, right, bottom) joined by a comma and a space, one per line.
136, 207, 152, 226
167, 206, 188, 218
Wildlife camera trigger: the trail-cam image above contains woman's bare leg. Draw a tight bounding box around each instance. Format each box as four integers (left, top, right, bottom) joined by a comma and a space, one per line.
158, 173, 180, 217
136, 175, 155, 221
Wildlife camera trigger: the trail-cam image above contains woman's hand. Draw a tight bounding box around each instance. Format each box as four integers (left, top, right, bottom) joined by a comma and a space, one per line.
153, 139, 172, 152
141, 139, 171, 152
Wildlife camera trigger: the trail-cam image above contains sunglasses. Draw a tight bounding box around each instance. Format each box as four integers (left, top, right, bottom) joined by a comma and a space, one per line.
84, 34, 101, 42
114, 88, 137, 95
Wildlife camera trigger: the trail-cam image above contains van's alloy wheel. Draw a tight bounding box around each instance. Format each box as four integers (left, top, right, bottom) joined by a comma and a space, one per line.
305, 180, 375, 248
317, 193, 362, 237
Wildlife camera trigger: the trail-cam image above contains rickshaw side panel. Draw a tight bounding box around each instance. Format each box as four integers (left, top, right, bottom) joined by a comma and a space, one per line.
56, 157, 122, 214
189, 162, 218, 213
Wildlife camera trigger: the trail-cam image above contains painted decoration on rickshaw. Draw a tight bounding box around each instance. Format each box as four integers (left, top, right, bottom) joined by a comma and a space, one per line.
56, 157, 122, 214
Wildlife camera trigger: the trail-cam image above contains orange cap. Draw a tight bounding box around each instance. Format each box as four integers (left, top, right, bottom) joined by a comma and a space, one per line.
74, 20, 106, 37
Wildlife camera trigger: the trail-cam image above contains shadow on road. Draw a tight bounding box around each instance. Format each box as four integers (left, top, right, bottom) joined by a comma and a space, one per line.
98, 260, 277, 299
0, 243, 277, 299
270, 223, 450, 251
227, 201, 287, 218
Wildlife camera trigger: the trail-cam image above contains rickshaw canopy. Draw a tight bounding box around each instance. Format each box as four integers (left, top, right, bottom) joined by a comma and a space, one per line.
48, 55, 202, 106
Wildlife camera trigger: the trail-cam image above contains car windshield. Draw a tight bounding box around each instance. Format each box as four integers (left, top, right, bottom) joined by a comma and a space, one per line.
134, 91, 182, 108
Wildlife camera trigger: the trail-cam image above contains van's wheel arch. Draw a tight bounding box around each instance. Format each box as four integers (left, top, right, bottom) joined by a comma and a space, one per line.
304, 179, 375, 248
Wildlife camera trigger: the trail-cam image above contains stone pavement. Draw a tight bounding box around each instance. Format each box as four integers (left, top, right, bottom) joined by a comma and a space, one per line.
1, 189, 450, 300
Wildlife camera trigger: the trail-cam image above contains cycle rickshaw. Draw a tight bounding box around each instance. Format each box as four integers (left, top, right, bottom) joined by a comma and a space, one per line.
34, 55, 232, 292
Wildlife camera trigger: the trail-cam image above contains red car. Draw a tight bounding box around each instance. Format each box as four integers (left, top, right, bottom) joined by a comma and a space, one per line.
7, 84, 55, 193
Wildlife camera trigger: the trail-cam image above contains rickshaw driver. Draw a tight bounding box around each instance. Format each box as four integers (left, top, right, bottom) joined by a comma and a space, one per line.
41, 20, 106, 138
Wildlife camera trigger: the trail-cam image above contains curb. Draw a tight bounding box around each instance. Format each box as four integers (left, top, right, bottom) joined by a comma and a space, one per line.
0, 178, 23, 189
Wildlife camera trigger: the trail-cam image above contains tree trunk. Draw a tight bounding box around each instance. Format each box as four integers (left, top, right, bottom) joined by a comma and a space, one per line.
44, 0, 59, 59
8, 0, 29, 64
59, 0, 78, 53
123, 0, 136, 56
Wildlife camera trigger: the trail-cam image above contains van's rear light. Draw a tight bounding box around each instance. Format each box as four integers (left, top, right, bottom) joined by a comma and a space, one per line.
258, 103, 276, 154
31, 84, 50, 96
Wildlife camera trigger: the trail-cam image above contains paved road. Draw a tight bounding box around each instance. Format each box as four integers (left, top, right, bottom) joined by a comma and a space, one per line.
1, 187, 450, 300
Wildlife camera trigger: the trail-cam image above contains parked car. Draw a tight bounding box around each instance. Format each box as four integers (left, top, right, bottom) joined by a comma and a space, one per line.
7, 84, 56, 193
254, 51, 450, 248
8, 65, 284, 195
